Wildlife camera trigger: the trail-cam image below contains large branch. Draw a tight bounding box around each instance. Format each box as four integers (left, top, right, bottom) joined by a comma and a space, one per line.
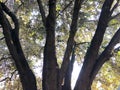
37, 0, 46, 27
90, 27, 120, 83
0, 3, 23, 71
1, 3, 19, 37
62, 43, 76, 90
74, 0, 115, 89
1, 3, 29, 69
59, 0, 85, 89
0, 3, 37, 90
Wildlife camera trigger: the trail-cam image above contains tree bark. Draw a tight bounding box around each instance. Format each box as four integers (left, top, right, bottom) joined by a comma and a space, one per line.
42, 0, 59, 90
58, 0, 84, 90
0, 3, 37, 90
74, 0, 114, 90
89, 28, 120, 87
62, 44, 76, 90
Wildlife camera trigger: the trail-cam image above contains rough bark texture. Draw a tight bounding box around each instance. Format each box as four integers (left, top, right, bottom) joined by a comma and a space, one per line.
0, 3, 37, 90
42, 0, 59, 90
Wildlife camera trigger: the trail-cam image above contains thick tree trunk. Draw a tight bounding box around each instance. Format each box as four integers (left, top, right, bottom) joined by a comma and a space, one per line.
0, 3, 37, 90
19, 69, 37, 90
42, 0, 59, 90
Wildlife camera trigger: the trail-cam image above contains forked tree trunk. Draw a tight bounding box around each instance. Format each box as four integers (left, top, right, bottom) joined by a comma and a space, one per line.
74, 0, 116, 90
0, 3, 37, 90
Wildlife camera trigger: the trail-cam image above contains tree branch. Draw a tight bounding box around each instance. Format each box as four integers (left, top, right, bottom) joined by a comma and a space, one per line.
74, 0, 115, 89
59, 0, 85, 89
0, 2, 24, 71
110, 0, 119, 15
0, 37, 4, 40
0, 70, 17, 82
1, 3, 30, 69
62, 43, 76, 90
90, 28, 120, 83
110, 12, 120, 20
75, 41, 90, 46
109, 0, 120, 21
37, 0, 46, 27
1, 3, 19, 37
0, 77, 9, 82
56, 0, 74, 18
14, 2, 24, 14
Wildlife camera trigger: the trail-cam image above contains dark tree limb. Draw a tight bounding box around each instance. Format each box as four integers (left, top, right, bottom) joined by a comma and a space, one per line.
110, 0, 119, 15
0, 37, 4, 40
74, 0, 115, 90
59, 0, 85, 90
90, 28, 120, 85
0, 3, 37, 90
1, 3, 19, 36
109, 0, 120, 21
0, 3, 23, 71
62, 43, 76, 90
110, 12, 120, 20
37, 0, 46, 27
0, 3, 28, 69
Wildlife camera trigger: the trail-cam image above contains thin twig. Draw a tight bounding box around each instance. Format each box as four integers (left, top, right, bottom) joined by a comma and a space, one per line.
56, 0, 74, 18
110, 12, 120, 20
14, 2, 24, 14
0, 70, 17, 82
109, 0, 120, 21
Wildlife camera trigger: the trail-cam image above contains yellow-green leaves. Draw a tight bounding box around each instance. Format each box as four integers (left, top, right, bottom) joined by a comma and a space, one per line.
56, 4, 61, 11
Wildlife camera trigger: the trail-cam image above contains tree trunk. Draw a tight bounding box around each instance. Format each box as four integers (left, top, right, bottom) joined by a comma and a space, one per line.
42, 0, 59, 90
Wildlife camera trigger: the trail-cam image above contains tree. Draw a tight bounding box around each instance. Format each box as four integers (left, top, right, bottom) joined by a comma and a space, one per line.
0, 0, 120, 90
